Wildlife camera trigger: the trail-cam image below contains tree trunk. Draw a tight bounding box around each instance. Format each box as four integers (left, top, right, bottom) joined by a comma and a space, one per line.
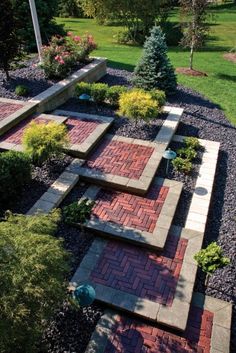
189, 42, 194, 70
4, 65, 10, 81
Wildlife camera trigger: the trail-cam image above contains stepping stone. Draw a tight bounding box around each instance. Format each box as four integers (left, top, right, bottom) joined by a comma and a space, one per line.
53, 110, 114, 157
0, 113, 67, 152
76, 178, 183, 250
70, 227, 205, 331
0, 98, 37, 135
75, 134, 164, 195
85, 292, 232, 353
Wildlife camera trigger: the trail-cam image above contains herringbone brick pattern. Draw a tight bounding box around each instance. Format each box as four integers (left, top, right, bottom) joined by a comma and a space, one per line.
65, 117, 101, 144
0, 102, 23, 121
104, 307, 213, 353
84, 138, 155, 179
0, 116, 50, 144
90, 235, 188, 306
92, 185, 169, 232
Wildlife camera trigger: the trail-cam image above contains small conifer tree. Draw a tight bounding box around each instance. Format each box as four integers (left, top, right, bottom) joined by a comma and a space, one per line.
132, 26, 177, 94
0, 0, 19, 80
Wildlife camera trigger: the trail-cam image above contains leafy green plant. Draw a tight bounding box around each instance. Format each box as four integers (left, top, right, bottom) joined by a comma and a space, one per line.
0, 0, 20, 80
90, 83, 108, 104
15, 85, 29, 96
194, 242, 230, 275
41, 33, 97, 79
75, 81, 92, 97
177, 147, 197, 161
149, 89, 166, 108
22, 121, 68, 166
118, 89, 159, 124
106, 85, 128, 106
0, 151, 31, 209
183, 136, 201, 150
0, 210, 69, 353
172, 157, 192, 174
62, 199, 95, 224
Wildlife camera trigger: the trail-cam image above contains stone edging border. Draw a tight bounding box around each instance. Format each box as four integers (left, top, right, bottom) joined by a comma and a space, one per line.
0, 98, 37, 136
73, 177, 183, 250
172, 135, 220, 233
0, 58, 107, 136
53, 109, 114, 157
74, 106, 183, 195
29, 58, 107, 113
70, 225, 204, 332
84, 292, 232, 353
27, 159, 83, 215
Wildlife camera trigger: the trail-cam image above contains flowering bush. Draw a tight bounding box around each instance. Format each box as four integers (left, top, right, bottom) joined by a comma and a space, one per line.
41, 33, 97, 79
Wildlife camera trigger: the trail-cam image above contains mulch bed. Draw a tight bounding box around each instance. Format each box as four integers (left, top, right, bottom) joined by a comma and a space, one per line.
0, 66, 235, 352
176, 67, 208, 77
0, 57, 84, 100
223, 53, 236, 63
0, 155, 73, 216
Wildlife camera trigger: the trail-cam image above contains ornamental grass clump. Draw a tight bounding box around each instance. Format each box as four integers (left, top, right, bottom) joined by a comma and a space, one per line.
22, 121, 68, 166
118, 89, 159, 124
0, 210, 69, 353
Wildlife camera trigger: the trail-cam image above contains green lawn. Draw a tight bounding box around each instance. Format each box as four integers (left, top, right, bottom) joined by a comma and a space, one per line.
56, 2, 236, 125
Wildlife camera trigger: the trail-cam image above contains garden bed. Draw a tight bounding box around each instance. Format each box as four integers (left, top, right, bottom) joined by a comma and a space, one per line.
40, 68, 235, 353
0, 155, 73, 216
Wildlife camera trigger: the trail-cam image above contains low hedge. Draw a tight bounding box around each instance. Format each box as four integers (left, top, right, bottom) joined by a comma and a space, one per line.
75, 83, 166, 109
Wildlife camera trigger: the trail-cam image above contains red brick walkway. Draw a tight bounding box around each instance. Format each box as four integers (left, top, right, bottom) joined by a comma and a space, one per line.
92, 185, 169, 232
84, 138, 155, 179
0, 102, 23, 121
0, 116, 50, 144
90, 235, 188, 306
104, 306, 213, 353
65, 117, 101, 144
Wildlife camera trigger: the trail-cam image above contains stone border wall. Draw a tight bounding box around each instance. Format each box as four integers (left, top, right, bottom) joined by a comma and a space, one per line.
29, 58, 107, 113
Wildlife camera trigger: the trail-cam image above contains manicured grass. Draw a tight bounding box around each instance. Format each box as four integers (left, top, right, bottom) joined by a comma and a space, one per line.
56, 2, 236, 125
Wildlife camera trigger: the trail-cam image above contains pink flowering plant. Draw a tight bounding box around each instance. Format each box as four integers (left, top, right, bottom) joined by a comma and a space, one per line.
41, 33, 97, 79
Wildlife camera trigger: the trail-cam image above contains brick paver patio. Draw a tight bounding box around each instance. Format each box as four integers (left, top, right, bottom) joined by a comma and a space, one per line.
0, 102, 24, 121
92, 184, 169, 232
84, 137, 155, 180
103, 307, 213, 353
66, 117, 101, 144
89, 235, 187, 306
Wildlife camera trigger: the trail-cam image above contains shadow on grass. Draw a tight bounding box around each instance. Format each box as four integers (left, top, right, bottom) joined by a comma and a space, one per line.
216, 73, 236, 83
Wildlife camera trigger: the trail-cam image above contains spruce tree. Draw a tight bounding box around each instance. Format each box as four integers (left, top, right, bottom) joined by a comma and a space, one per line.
132, 26, 177, 94
0, 0, 19, 80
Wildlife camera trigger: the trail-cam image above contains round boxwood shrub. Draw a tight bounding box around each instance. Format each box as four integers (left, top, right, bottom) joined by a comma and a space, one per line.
0, 151, 31, 209
0, 210, 69, 353
118, 89, 159, 124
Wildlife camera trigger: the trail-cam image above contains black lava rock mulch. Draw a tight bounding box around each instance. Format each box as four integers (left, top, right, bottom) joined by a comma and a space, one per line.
45, 68, 235, 353
0, 155, 73, 216
0, 58, 55, 100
